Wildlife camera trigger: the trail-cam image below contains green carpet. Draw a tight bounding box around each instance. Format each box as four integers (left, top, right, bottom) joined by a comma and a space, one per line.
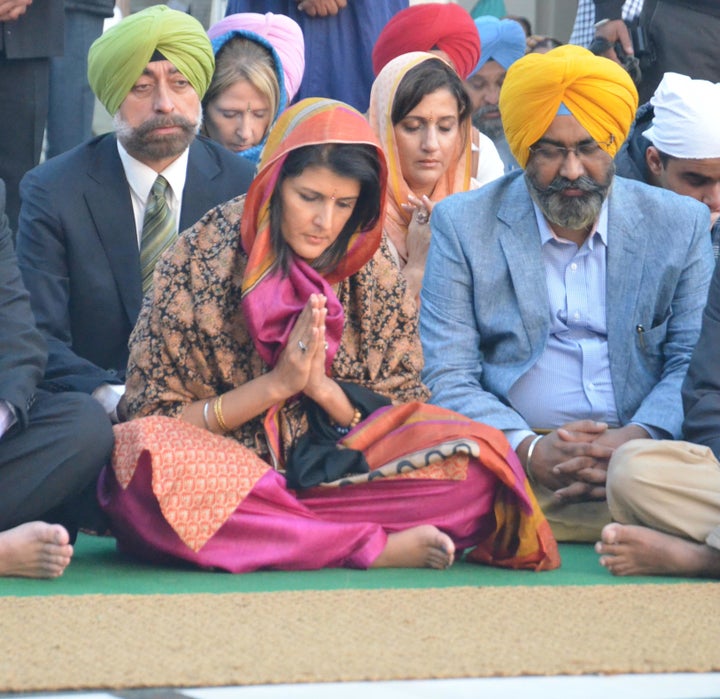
2, 536, 718, 690
0, 533, 708, 597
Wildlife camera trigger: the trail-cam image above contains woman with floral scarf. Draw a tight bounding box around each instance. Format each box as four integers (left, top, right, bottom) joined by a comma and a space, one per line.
100, 98, 558, 574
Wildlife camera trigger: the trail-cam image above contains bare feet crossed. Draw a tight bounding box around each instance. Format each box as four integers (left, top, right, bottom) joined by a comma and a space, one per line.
371, 524, 455, 570
596, 522, 720, 578
0, 522, 74, 579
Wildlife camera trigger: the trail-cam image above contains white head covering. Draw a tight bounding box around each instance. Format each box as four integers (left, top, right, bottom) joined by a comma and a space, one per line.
643, 72, 720, 159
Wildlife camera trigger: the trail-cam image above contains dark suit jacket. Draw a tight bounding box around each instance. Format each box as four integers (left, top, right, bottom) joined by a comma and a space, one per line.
16, 134, 255, 393
682, 259, 720, 457
0, 179, 46, 428
1, 1, 64, 58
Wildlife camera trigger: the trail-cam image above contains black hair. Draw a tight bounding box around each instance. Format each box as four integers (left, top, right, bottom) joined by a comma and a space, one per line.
504, 14, 532, 37
390, 58, 471, 127
655, 148, 673, 167
530, 36, 563, 52
269, 143, 383, 275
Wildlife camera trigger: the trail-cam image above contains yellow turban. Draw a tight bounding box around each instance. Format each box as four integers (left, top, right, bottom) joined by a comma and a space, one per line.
499, 45, 638, 169
88, 5, 214, 116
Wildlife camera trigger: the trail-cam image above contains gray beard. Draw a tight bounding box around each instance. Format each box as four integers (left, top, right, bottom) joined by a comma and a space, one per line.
114, 110, 202, 163
525, 163, 614, 231
472, 106, 504, 141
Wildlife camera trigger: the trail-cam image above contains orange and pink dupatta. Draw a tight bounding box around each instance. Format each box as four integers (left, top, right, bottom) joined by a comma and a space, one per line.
239, 98, 388, 465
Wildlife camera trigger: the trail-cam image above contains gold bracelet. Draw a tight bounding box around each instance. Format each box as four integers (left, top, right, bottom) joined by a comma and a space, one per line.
331, 407, 363, 435
213, 395, 229, 433
348, 407, 362, 428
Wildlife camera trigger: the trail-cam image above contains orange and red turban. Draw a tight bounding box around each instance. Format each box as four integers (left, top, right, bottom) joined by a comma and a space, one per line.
499, 45, 638, 169
372, 3, 480, 80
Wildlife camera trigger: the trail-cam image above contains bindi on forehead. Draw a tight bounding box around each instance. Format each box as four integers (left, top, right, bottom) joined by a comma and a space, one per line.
404, 113, 457, 125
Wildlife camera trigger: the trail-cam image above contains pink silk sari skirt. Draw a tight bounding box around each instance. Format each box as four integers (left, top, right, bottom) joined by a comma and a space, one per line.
99, 409, 560, 573
98, 450, 497, 573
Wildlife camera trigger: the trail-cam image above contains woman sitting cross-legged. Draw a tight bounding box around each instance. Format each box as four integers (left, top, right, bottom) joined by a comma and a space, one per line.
99, 98, 559, 574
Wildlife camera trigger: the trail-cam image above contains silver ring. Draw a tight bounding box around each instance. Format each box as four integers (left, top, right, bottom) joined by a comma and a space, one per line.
415, 209, 430, 225
298, 340, 307, 353
324, 341, 329, 350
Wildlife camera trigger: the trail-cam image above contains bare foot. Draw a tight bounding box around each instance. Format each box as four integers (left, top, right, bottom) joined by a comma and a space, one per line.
595, 522, 720, 578
371, 525, 455, 570
0, 522, 73, 578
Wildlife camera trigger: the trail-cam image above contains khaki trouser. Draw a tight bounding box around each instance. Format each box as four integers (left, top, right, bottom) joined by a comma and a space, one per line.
532, 439, 720, 547
532, 484, 612, 543
607, 439, 720, 550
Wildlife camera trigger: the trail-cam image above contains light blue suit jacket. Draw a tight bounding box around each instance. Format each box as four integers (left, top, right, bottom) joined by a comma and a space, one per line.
420, 171, 713, 439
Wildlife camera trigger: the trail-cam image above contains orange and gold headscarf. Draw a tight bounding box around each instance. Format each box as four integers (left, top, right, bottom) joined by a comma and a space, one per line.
240, 98, 388, 371
367, 52, 473, 265
499, 44, 638, 169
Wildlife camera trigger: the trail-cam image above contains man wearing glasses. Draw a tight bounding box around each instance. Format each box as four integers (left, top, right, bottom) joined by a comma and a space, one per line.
420, 45, 713, 546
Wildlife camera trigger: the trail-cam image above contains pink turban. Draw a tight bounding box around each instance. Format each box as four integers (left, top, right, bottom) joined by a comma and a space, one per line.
208, 12, 305, 102
372, 3, 480, 80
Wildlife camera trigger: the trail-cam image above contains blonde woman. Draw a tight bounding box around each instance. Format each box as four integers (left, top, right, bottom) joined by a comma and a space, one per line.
203, 12, 304, 163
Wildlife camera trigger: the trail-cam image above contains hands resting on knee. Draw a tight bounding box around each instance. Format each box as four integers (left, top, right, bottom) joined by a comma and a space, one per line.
517, 421, 650, 502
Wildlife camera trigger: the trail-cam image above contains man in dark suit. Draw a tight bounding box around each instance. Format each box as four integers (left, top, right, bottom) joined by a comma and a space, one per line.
0, 178, 114, 578
16, 5, 255, 423
0, 0, 64, 231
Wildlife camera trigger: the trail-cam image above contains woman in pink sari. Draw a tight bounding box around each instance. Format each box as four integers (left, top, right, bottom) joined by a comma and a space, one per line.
99, 98, 558, 573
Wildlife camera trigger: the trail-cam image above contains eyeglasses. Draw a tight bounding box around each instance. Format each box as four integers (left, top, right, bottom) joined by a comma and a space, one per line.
528, 135, 615, 164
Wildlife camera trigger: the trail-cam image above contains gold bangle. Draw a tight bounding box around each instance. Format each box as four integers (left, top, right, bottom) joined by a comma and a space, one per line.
213, 395, 229, 433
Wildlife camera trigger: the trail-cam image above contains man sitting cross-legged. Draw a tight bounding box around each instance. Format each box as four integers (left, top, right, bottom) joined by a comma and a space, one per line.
420, 45, 713, 545
15, 5, 255, 424
0, 178, 113, 578
595, 258, 720, 579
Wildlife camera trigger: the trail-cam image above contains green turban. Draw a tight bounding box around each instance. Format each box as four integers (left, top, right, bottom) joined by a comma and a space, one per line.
88, 5, 215, 115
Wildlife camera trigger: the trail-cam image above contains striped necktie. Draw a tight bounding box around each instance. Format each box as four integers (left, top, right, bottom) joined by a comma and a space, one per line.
140, 174, 176, 294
